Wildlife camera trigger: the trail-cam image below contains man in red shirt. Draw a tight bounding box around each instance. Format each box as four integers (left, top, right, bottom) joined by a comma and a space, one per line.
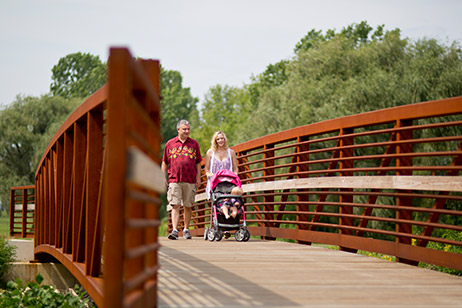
161, 120, 202, 239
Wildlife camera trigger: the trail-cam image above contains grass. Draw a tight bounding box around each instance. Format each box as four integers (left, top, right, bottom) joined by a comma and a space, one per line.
0, 214, 9, 237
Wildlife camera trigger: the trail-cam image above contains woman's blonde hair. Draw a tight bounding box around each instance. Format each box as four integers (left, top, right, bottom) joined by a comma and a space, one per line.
210, 131, 229, 152
231, 186, 243, 195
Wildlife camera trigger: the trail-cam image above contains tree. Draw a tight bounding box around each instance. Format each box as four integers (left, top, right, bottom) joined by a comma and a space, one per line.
0, 95, 81, 211
241, 22, 462, 140
50, 52, 106, 99
197, 85, 250, 150
160, 67, 199, 143
248, 60, 289, 107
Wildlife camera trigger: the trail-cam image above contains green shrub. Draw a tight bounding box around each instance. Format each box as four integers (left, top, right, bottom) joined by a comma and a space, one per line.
421, 230, 462, 276
0, 274, 93, 308
159, 217, 168, 237
0, 236, 16, 287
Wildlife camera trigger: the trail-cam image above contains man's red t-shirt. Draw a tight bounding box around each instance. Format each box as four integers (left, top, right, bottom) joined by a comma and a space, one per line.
162, 136, 202, 184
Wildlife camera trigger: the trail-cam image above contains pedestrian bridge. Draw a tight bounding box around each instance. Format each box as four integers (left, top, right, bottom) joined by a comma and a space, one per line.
9, 48, 462, 308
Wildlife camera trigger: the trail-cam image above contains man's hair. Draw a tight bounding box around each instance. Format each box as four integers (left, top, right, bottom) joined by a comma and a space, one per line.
177, 119, 190, 129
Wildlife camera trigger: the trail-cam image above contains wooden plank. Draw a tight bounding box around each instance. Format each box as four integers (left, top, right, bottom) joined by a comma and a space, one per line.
126, 146, 166, 194
158, 238, 462, 308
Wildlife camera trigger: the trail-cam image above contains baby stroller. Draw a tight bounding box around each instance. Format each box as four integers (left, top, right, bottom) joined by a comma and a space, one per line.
204, 169, 250, 242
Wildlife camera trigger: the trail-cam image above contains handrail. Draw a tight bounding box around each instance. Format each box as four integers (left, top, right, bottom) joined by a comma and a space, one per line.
33, 48, 163, 308
191, 96, 462, 271
9, 185, 35, 238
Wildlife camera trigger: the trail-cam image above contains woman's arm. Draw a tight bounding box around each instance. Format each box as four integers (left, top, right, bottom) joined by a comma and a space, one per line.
230, 149, 239, 174
204, 149, 213, 178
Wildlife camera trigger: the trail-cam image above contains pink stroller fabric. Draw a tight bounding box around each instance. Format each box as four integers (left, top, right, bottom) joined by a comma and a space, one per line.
209, 169, 242, 191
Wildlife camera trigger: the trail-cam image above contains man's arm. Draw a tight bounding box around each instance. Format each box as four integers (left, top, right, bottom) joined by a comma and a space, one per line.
161, 161, 168, 186
196, 162, 202, 187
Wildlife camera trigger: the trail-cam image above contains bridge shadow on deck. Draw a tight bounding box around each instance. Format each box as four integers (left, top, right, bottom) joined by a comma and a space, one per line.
158, 241, 299, 307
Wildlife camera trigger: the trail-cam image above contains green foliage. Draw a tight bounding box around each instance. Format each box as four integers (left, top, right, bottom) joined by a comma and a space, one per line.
0, 95, 81, 212
294, 21, 382, 54
158, 217, 169, 237
241, 21, 462, 142
0, 274, 93, 307
0, 236, 16, 288
50, 53, 200, 147
420, 231, 462, 276
358, 250, 395, 262
0, 215, 9, 237
248, 60, 289, 106
50, 52, 106, 99
160, 67, 199, 144
197, 84, 250, 150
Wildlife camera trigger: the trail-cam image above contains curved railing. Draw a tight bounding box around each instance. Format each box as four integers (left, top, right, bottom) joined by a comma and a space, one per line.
33, 48, 163, 308
191, 96, 462, 271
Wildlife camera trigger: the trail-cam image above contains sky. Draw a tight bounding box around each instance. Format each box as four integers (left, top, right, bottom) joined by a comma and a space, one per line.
1, 0, 462, 108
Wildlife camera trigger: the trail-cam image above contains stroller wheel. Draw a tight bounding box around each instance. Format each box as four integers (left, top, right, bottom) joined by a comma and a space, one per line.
243, 229, 250, 242
216, 230, 223, 241
235, 229, 245, 242
203, 227, 208, 241
207, 228, 215, 241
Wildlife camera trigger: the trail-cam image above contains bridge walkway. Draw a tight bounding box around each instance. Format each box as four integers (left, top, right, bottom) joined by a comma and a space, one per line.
158, 237, 462, 308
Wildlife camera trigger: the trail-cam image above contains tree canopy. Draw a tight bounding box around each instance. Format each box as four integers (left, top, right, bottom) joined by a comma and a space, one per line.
0, 95, 81, 209
160, 67, 199, 143
238, 22, 462, 140
50, 52, 106, 99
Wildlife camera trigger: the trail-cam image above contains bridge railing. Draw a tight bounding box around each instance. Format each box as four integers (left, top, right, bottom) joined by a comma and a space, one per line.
32, 48, 163, 308
9, 185, 35, 238
191, 96, 462, 272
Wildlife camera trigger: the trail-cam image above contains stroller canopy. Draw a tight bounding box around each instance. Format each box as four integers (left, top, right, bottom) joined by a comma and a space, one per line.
209, 169, 242, 191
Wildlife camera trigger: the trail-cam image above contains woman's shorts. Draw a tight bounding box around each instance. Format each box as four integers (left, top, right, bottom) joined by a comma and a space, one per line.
167, 182, 196, 211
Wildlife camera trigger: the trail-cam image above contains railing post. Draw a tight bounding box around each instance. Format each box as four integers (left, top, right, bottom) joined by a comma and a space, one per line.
296, 136, 311, 244
62, 131, 73, 254
73, 121, 87, 263
86, 109, 104, 276
338, 128, 356, 252
9, 188, 15, 237
395, 119, 416, 265
21, 188, 27, 238
263, 144, 275, 240
55, 139, 64, 248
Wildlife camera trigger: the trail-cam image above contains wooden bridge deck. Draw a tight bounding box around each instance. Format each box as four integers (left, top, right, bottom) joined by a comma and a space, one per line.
158, 237, 462, 308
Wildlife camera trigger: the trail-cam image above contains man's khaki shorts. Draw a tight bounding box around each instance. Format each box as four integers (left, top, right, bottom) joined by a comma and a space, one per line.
167, 182, 196, 211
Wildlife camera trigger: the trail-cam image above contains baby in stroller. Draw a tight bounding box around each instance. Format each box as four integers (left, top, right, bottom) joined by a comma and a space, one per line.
217, 186, 243, 219
205, 169, 250, 242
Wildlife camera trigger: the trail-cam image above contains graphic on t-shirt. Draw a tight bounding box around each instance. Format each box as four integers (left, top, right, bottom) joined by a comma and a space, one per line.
168, 145, 197, 160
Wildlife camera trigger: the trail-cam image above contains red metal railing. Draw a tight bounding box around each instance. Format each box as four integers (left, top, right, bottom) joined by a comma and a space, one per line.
32, 48, 163, 308
9, 185, 35, 238
192, 96, 462, 271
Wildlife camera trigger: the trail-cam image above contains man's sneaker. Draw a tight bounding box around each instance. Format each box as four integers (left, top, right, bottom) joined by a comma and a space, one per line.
168, 230, 178, 240
183, 229, 192, 239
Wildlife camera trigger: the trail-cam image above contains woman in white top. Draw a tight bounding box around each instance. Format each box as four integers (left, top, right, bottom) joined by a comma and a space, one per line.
204, 131, 239, 198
